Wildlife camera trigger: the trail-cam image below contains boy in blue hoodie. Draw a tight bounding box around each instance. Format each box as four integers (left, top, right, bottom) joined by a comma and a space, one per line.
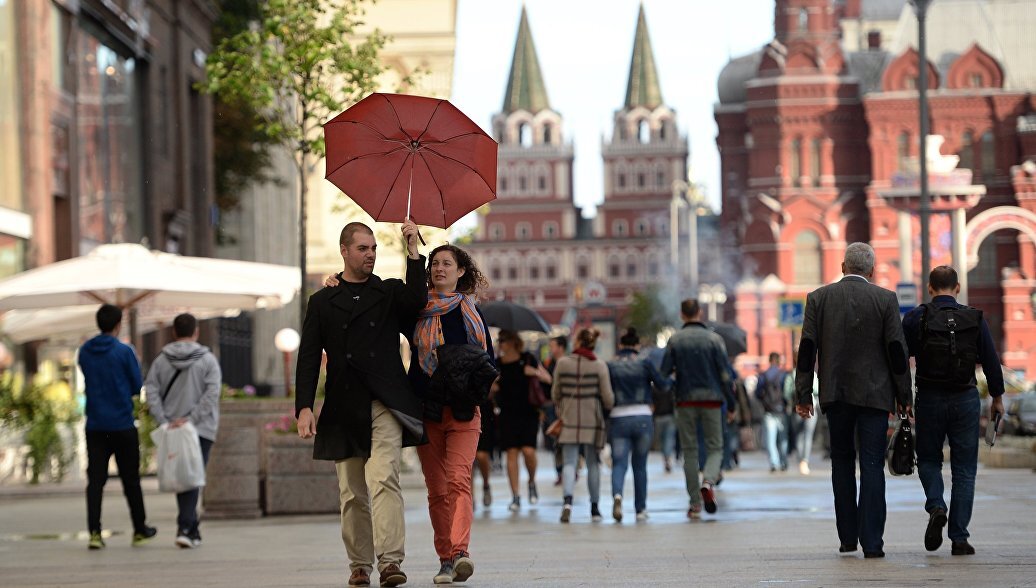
78, 304, 156, 549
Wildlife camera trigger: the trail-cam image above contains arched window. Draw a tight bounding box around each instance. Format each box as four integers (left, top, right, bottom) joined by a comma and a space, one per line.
647, 254, 659, 276
638, 120, 650, 144
897, 131, 910, 171
959, 131, 974, 170
546, 262, 557, 280
635, 219, 649, 236
659, 121, 668, 140
538, 176, 547, 191
637, 172, 645, 187
577, 258, 589, 279
507, 263, 518, 281
608, 256, 621, 277
656, 170, 666, 187
490, 264, 501, 281
519, 176, 527, 191
500, 177, 508, 193
980, 131, 995, 176
790, 138, 802, 186
529, 265, 540, 281
519, 123, 532, 147
516, 222, 531, 240
489, 223, 504, 240
810, 138, 821, 185
618, 173, 626, 189
626, 255, 638, 278
543, 124, 553, 144
798, 8, 808, 32
543, 221, 558, 239
612, 219, 629, 237
793, 231, 822, 285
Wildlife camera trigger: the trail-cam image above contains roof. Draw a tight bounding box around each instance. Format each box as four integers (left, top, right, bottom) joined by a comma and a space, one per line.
889, 0, 1036, 91
847, 49, 893, 94
861, 0, 907, 21
717, 50, 763, 104
501, 6, 551, 114
624, 4, 664, 109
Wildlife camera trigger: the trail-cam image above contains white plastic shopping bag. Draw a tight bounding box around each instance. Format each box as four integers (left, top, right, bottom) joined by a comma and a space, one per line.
150, 422, 206, 493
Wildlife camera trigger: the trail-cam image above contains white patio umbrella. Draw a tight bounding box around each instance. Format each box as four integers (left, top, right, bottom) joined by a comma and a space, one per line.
0, 243, 299, 342
0, 305, 241, 344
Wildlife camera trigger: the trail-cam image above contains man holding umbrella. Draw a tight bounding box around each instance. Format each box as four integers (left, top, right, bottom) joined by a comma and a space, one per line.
295, 220, 426, 587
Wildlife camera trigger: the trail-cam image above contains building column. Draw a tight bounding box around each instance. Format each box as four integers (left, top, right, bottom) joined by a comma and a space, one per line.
951, 207, 968, 304
898, 210, 913, 285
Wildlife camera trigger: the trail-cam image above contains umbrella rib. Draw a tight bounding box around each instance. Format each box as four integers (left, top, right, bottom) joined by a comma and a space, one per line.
372, 152, 414, 221
414, 99, 445, 144
325, 145, 410, 179
421, 146, 496, 195
416, 152, 448, 226
326, 119, 408, 146
379, 94, 414, 143
418, 131, 487, 145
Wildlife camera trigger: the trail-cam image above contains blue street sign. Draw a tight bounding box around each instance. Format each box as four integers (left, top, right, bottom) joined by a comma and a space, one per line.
896, 282, 918, 314
778, 298, 805, 328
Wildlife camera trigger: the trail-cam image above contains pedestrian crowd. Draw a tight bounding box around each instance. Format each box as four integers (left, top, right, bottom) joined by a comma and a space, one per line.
76, 226, 1005, 586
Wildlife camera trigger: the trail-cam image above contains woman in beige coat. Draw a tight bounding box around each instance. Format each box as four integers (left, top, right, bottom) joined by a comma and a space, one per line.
550, 328, 614, 523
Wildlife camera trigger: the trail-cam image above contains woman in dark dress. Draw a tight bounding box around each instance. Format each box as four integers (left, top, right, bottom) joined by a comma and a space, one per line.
493, 329, 551, 512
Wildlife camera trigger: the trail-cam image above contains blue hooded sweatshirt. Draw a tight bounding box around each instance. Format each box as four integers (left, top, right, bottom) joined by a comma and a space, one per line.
78, 334, 143, 431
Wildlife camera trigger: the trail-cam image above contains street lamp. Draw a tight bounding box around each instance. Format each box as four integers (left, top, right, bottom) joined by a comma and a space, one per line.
274, 327, 301, 396
699, 284, 728, 322
910, 0, 933, 300
670, 180, 687, 283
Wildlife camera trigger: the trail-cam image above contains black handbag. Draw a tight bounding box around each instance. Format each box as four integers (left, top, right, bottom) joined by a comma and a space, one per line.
887, 415, 915, 476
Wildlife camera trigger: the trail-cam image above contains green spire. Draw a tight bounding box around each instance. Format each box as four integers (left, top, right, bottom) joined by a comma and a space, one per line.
624, 4, 663, 109
502, 6, 550, 114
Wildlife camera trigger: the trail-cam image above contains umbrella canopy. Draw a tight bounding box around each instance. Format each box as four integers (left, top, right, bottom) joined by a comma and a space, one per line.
707, 322, 747, 358
480, 300, 551, 333
0, 305, 240, 344
324, 93, 498, 228
0, 243, 298, 312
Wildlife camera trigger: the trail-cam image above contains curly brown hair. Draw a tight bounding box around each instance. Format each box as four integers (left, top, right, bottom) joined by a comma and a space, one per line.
576, 327, 601, 351
426, 244, 489, 296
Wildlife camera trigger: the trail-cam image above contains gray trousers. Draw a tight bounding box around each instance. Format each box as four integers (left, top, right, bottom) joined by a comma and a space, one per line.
674, 405, 723, 506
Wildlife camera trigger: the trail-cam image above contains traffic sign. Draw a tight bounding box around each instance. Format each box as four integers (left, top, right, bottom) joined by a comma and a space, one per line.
896, 282, 918, 313
778, 298, 805, 328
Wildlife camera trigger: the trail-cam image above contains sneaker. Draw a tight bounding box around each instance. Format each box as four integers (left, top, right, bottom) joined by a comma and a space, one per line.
190, 529, 202, 547
132, 526, 157, 547
664, 458, 672, 473
799, 461, 811, 475
700, 482, 717, 514
433, 560, 455, 585
560, 504, 572, 523
925, 507, 948, 552
612, 494, 623, 522
88, 532, 105, 550
348, 568, 371, 587
951, 540, 975, 556
378, 563, 407, 587
590, 503, 603, 522
452, 552, 474, 582
635, 511, 649, 522
687, 503, 702, 520
482, 485, 491, 508
528, 481, 539, 505
176, 532, 195, 549
508, 496, 520, 512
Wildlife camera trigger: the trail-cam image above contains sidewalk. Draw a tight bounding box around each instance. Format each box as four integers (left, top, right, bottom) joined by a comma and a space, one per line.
1, 450, 1034, 587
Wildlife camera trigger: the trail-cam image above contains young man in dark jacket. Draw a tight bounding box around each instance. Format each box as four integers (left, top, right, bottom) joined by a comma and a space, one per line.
77, 304, 156, 550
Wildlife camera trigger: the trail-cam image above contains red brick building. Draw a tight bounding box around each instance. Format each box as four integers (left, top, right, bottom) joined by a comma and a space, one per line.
716, 0, 1036, 377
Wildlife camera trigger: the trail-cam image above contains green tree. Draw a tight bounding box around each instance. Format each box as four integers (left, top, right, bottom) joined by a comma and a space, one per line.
198, 0, 388, 327
626, 285, 675, 343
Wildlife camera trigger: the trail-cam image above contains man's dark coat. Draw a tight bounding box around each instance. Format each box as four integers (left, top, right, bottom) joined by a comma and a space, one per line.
295, 256, 428, 460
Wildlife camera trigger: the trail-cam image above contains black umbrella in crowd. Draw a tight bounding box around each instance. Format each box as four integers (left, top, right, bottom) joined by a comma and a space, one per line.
707, 322, 747, 357
479, 300, 551, 333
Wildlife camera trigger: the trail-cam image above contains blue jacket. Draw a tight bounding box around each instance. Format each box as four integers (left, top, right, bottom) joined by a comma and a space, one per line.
607, 348, 668, 407
902, 295, 1004, 396
78, 334, 143, 431
660, 322, 733, 404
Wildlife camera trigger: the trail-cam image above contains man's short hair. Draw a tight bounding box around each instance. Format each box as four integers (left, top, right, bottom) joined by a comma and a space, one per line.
339, 222, 374, 247
768, 352, 781, 364
96, 304, 122, 333
843, 242, 876, 276
680, 298, 701, 319
929, 266, 959, 291
173, 313, 198, 338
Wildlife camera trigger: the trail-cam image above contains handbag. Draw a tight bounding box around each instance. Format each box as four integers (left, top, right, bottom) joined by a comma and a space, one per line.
545, 418, 563, 437
887, 415, 915, 476
523, 353, 548, 408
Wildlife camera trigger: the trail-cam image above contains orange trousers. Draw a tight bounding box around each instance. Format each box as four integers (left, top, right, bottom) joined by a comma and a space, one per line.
417, 406, 481, 560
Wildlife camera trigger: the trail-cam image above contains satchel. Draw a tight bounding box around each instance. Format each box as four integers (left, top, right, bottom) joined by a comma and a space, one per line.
887, 415, 915, 476
527, 376, 548, 408
545, 418, 563, 437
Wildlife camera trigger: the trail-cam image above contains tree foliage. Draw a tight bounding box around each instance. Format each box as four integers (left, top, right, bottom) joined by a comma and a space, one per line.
626, 285, 676, 343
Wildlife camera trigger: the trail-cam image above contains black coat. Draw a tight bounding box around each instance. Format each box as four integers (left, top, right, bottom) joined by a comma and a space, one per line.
295, 256, 428, 461
427, 344, 499, 422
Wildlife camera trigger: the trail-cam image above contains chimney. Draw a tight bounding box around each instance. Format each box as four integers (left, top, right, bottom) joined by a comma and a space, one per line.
867, 30, 882, 50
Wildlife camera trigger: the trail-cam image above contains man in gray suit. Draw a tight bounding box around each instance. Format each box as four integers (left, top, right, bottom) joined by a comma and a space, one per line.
794, 242, 912, 558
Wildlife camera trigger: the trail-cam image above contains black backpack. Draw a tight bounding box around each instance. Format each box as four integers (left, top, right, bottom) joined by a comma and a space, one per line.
758, 370, 786, 414
916, 303, 982, 389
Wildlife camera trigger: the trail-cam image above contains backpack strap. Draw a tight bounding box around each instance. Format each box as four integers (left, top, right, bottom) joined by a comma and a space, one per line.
160, 369, 183, 404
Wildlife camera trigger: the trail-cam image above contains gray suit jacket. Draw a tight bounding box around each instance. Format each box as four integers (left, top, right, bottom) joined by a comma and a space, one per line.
795, 276, 911, 413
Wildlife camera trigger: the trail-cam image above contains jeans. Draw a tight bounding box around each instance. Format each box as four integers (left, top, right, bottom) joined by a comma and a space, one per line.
561, 443, 599, 503
609, 415, 653, 512
763, 413, 788, 470
674, 406, 723, 506
915, 389, 980, 543
654, 415, 677, 460
86, 428, 147, 534
795, 397, 820, 464
722, 419, 740, 470
176, 437, 214, 535
825, 402, 889, 553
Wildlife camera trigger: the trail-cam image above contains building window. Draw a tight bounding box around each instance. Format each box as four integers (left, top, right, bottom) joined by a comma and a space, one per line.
489, 223, 504, 240
959, 131, 974, 170
500, 177, 508, 192
538, 176, 547, 191
491, 266, 501, 281
656, 218, 668, 234
635, 219, 649, 236
543, 221, 558, 239
969, 73, 983, 88
637, 172, 645, 187
577, 260, 589, 279
790, 138, 802, 186
609, 257, 621, 277
543, 124, 553, 143
519, 176, 527, 191
516, 222, 531, 240
638, 120, 650, 144
744, 132, 754, 149
980, 131, 995, 176
626, 256, 637, 278
546, 264, 557, 280
810, 138, 821, 185
648, 258, 659, 276
905, 76, 917, 89
529, 265, 540, 281
612, 219, 628, 237
798, 8, 808, 32
519, 123, 532, 147
793, 230, 822, 285
659, 122, 668, 140
656, 170, 665, 187
508, 266, 518, 281
897, 132, 911, 171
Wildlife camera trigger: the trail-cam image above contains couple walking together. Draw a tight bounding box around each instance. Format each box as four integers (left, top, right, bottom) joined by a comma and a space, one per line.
296, 219, 496, 586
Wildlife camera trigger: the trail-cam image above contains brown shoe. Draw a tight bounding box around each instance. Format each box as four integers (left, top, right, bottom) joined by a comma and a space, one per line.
379, 563, 407, 587
348, 568, 371, 587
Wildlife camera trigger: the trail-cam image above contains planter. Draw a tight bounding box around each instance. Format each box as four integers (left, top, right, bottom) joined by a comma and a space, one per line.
262, 431, 339, 515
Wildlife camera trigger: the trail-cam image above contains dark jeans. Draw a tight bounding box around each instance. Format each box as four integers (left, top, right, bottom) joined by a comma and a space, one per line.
915, 389, 980, 543
177, 437, 214, 535
609, 415, 653, 512
86, 428, 147, 534
825, 402, 888, 553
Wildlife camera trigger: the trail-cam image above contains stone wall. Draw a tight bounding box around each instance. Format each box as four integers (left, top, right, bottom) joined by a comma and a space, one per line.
262, 432, 339, 515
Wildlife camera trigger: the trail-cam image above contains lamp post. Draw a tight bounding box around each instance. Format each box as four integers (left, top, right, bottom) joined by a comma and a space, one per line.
698, 284, 728, 322
910, 0, 933, 300
274, 328, 301, 397
670, 180, 688, 284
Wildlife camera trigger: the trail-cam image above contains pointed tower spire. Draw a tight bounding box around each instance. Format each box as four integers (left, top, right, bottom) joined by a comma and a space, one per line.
502, 6, 550, 114
624, 4, 663, 109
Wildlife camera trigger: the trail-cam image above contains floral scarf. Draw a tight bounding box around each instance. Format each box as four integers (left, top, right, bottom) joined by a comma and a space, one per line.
413, 290, 488, 376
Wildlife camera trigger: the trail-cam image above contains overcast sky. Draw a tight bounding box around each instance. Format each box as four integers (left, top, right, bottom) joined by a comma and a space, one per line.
450, 0, 775, 215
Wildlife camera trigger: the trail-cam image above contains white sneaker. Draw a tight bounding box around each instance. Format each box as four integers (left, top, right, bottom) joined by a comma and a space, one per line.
635, 511, 649, 522
799, 461, 811, 475
175, 534, 195, 549
508, 497, 520, 512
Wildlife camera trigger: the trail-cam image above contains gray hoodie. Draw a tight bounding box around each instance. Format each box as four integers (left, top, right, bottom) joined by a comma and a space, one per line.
146, 341, 222, 442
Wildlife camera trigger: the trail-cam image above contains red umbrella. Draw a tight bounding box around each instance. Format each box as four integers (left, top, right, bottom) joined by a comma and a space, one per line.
324, 93, 498, 228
